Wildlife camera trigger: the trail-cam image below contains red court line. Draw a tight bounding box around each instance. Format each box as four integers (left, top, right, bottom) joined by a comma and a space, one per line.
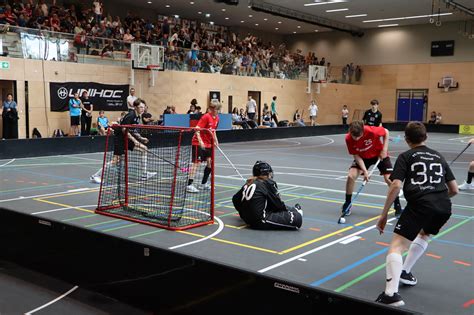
215, 210, 225, 214
426, 253, 442, 259
375, 241, 390, 247
453, 260, 471, 267
359, 238, 366, 241
309, 228, 321, 232
463, 299, 474, 308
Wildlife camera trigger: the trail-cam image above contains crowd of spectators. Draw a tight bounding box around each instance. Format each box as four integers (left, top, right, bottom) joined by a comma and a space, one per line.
0, 0, 333, 80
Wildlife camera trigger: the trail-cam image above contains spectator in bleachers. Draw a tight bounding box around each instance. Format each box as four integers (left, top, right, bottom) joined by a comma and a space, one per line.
246, 96, 257, 122
428, 111, 437, 124
80, 91, 93, 136
127, 88, 137, 112
1, 93, 19, 139
435, 112, 442, 124
293, 109, 305, 127
97, 110, 109, 135
342, 105, 349, 126
68, 93, 81, 136
309, 100, 318, 126
270, 96, 279, 125
232, 107, 250, 129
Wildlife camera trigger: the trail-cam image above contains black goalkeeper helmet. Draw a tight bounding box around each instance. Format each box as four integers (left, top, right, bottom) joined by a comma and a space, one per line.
252, 161, 273, 177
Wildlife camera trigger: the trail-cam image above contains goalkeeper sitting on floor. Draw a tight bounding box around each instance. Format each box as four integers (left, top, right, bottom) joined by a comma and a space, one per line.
232, 161, 303, 230
90, 98, 155, 184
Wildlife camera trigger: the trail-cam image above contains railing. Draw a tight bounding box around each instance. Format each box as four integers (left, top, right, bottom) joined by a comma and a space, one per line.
0, 24, 309, 81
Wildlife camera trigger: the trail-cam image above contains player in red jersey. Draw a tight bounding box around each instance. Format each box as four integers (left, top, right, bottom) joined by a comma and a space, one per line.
187, 101, 220, 193
342, 120, 402, 217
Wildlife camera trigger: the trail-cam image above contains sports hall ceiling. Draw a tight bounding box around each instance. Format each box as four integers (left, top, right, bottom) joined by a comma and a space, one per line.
118, 0, 473, 34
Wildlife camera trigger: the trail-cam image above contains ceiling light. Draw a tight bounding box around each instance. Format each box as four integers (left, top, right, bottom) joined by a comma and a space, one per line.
249, 14, 253, 17
198, 11, 202, 14
326, 8, 349, 12
297, 25, 301, 28
363, 12, 452, 23
304, 0, 346, 6
293, 31, 297, 34
278, 21, 282, 24
264, 18, 268, 21
248, 5, 251, 8
190, 1, 194, 4
222, 8, 226, 12
225, 17, 229, 20
205, 13, 211, 18
314, 30, 319, 32
147, 1, 152, 4
345, 14, 367, 18
275, 27, 279, 30
241, 20, 245, 23
378, 24, 399, 28
255, 23, 259, 26
165, 4, 170, 8
174, 15, 179, 18
210, 21, 214, 25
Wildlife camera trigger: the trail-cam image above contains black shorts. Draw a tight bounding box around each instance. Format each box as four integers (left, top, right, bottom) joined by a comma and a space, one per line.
192, 145, 212, 163
113, 137, 135, 156
350, 156, 393, 175
70, 116, 80, 126
394, 197, 452, 241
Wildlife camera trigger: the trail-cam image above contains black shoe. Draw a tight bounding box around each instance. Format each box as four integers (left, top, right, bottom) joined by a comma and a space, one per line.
394, 204, 403, 219
341, 202, 352, 216
400, 270, 417, 286
375, 292, 405, 307
294, 203, 302, 211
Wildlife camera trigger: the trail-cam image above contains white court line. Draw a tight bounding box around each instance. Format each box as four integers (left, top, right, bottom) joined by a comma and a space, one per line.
221, 136, 335, 152
0, 188, 98, 203
24, 285, 79, 314
169, 216, 224, 250
1, 162, 100, 168
32, 205, 97, 215
215, 174, 473, 209
340, 236, 361, 245
258, 218, 397, 273
448, 136, 473, 141
0, 159, 15, 168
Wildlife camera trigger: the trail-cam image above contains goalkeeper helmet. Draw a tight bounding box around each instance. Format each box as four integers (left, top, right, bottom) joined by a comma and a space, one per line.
252, 161, 273, 177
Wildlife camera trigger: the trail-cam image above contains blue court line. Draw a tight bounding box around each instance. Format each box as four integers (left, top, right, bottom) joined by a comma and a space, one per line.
310, 248, 388, 287
432, 239, 474, 248
9, 167, 91, 183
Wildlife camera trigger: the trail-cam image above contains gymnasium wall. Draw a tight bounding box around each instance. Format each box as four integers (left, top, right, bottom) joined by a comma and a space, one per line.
285, 22, 474, 66
0, 56, 472, 139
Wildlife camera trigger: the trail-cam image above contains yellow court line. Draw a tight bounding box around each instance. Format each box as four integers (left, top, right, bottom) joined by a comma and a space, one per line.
278, 209, 395, 255
34, 198, 94, 213
39, 189, 99, 200
225, 224, 249, 230
177, 230, 279, 254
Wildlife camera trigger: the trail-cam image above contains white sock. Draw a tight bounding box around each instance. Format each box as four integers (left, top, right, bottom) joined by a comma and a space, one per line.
403, 236, 428, 273
142, 152, 148, 174
385, 252, 403, 296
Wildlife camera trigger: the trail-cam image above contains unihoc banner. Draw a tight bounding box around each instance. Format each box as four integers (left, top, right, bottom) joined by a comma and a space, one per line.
459, 125, 474, 135
50, 82, 129, 112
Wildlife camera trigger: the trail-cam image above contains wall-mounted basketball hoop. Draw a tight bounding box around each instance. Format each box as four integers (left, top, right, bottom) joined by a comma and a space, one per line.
437, 76, 459, 92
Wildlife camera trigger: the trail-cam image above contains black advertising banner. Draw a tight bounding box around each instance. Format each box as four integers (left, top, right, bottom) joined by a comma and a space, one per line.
209, 91, 221, 103
50, 82, 129, 112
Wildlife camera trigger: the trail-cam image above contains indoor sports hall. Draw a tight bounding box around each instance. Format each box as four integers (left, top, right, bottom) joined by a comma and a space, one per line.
0, 0, 473, 314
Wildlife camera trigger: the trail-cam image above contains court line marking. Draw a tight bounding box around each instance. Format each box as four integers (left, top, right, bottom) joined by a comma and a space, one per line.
334, 216, 473, 292
221, 136, 335, 152
340, 236, 362, 245
24, 285, 79, 315
0, 159, 15, 168
32, 204, 97, 215
169, 216, 225, 250
258, 218, 397, 273
33, 199, 94, 214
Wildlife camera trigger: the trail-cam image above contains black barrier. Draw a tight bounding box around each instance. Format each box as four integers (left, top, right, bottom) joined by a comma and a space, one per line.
0, 207, 419, 314
0, 124, 461, 159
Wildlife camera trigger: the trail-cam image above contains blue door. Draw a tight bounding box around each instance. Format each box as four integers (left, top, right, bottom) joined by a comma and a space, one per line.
396, 90, 427, 122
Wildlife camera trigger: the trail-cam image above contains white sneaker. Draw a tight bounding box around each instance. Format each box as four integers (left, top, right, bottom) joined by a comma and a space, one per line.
458, 181, 474, 190
200, 182, 211, 190
141, 172, 157, 180
186, 184, 199, 193
90, 176, 101, 184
